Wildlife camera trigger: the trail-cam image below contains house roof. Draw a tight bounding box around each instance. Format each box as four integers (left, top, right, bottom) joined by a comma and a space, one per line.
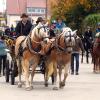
7, 0, 26, 15
27, 0, 46, 8
7, 0, 46, 15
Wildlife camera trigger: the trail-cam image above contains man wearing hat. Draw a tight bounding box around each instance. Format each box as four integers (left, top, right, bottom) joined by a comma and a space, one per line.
15, 13, 32, 36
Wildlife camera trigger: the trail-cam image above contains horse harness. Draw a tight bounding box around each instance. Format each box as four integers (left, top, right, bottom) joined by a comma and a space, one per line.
55, 33, 74, 53
17, 26, 49, 57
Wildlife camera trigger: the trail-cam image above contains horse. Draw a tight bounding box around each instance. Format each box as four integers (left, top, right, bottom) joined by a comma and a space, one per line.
15, 22, 50, 90
81, 35, 93, 63
93, 32, 100, 73
44, 27, 76, 90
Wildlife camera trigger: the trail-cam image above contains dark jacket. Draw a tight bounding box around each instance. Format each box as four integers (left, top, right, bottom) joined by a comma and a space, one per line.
84, 30, 93, 41
5, 28, 11, 36
15, 20, 32, 36
84, 30, 93, 49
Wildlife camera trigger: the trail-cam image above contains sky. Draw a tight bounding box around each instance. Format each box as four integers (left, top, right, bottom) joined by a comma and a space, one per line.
0, 0, 6, 12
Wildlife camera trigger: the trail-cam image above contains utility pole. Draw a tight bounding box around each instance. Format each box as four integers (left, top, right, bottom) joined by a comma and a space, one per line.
17, 0, 21, 15
46, 0, 48, 19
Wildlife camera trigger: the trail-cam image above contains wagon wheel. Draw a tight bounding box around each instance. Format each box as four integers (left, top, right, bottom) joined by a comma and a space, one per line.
5, 60, 10, 82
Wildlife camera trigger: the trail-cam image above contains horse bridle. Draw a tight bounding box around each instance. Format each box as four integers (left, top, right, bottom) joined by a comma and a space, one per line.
37, 26, 49, 39
56, 31, 74, 52
25, 26, 49, 55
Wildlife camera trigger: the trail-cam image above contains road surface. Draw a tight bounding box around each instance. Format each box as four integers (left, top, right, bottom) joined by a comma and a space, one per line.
0, 56, 100, 100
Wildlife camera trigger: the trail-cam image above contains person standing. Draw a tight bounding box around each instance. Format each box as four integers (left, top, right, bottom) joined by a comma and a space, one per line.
15, 13, 32, 36
0, 35, 7, 76
71, 34, 84, 75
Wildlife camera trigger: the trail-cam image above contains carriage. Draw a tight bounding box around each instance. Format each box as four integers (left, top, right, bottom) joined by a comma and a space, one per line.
4, 35, 55, 85
3, 23, 77, 91
4, 35, 18, 85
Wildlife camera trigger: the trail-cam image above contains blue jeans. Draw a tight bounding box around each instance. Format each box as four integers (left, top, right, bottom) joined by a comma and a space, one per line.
71, 53, 79, 73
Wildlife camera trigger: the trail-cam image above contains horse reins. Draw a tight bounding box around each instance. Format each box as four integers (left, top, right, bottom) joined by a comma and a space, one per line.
55, 33, 74, 52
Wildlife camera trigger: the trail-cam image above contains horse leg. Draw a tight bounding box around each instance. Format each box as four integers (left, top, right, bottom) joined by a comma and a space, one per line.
97, 58, 100, 73
17, 58, 22, 88
22, 60, 31, 90
86, 50, 89, 63
44, 61, 54, 87
93, 57, 96, 73
44, 68, 49, 87
99, 58, 100, 73
59, 66, 62, 88
60, 64, 69, 88
90, 50, 93, 63
30, 63, 38, 89
95, 57, 99, 73
52, 62, 59, 90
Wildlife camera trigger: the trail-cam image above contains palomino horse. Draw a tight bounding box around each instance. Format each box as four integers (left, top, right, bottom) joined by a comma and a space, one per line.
93, 32, 100, 73
15, 22, 49, 90
44, 27, 76, 90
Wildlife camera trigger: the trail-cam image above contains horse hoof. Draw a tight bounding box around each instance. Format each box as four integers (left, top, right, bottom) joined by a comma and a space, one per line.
59, 82, 65, 88
18, 83, 22, 88
45, 83, 48, 87
25, 86, 33, 91
30, 86, 33, 89
53, 87, 59, 90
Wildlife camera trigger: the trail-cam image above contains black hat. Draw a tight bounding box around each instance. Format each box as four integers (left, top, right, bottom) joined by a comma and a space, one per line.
36, 17, 44, 24
20, 13, 28, 18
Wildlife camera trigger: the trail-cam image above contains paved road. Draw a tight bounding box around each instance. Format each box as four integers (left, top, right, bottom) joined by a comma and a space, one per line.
0, 57, 100, 100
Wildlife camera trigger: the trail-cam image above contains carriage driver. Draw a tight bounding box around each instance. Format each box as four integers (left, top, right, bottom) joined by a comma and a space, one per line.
15, 13, 32, 37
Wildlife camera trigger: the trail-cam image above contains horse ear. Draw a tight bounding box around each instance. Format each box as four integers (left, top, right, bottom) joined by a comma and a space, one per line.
72, 30, 77, 35
44, 22, 49, 26
37, 22, 42, 27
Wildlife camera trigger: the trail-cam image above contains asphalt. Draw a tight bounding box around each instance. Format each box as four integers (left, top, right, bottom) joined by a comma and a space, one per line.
0, 56, 100, 100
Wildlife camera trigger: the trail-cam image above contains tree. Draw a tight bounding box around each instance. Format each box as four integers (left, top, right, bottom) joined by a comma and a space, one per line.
88, 0, 100, 13
82, 13, 100, 34
50, 0, 99, 33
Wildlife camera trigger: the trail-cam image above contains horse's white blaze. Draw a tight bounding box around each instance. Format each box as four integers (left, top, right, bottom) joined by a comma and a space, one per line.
62, 27, 76, 47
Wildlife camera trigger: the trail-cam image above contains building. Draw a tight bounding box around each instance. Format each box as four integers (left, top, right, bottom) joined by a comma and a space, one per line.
0, 12, 6, 27
6, 0, 48, 27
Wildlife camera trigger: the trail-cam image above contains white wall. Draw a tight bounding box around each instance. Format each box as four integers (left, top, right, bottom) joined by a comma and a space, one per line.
7, 15, 46, 27
7, 15, 20, 27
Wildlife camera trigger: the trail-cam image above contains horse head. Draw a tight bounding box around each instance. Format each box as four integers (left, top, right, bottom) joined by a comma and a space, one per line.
61, 27, 76, 53
31, 22, 49, 44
